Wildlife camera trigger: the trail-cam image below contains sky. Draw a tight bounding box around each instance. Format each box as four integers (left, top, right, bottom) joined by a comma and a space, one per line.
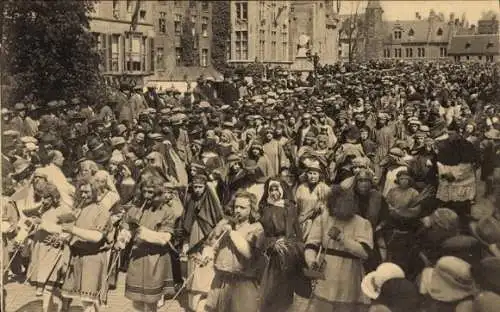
338, 1, 500, 25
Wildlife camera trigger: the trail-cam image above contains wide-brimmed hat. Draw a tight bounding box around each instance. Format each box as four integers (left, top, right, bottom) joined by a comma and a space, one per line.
110, 136, 127, 147
469, 216, 500, 246
12, 158, 32, 176
425, 256, 476, 302
484, 129, 500, 140
377, 278, 420, 312
14, 102, 25, 111
361, 263, 406, 299
471, 257, 500, 294
473, 291, 500, 312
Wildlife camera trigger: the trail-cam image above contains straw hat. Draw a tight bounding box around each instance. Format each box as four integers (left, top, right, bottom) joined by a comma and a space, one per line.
469, 216, 500, 246
425, 256, 476, 302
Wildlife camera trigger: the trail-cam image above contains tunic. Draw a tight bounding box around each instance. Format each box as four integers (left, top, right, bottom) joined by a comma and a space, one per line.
305, 213, 373, 308
295, 182, 331, 240
61, 203, 112, 303
28, 205, 72, 290
124, 203, 176, 303
263, 140, 287, 178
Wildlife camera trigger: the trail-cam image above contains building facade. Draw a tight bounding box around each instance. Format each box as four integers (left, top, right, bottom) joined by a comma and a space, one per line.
90, 1, 156, 85
289, 1, 340, 65
228, 0, 340, 67
229, 1, 292, 66
147, 0, 220, 87
448, 19, 499, 62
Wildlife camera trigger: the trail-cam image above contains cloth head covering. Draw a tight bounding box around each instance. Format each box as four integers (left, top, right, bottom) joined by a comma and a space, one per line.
93, 170, 118, 194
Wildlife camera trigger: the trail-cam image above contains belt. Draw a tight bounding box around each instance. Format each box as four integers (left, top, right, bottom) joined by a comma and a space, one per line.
325, 248, 359, 260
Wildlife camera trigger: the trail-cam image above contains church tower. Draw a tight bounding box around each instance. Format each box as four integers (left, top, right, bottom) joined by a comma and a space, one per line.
364, 0, 384, 60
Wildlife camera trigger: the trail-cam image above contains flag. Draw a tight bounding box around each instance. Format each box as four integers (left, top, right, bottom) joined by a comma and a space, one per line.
130, 0, 141, 32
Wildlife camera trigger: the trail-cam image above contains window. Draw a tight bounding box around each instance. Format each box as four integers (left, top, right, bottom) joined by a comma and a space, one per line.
174, 0, 181, 7
202, 17, 209, 37
235, 31, 248, 60
189, 0, 196, 8
394, 48, 402, 58
175, 47, 182, 65
126, 36, 141, 71
139, 10, 146, 22
159, 12, 166, 33
141, 37, 146, 71
126, 0, 133, 13
271, 31, 276, 37
437, 28, 443, 36
417, 47, 426, 57
466, 55, 470, 60
201, 49, 208, 67
111, 35, 120, 72
174, 14, 182, 35
408, 29, 414, 36
201, 1, 209, 11
487, 55, 494, 62
272, 41, 277, 60
150, 38, 154, 72
191, 15, 196, 24
236, 2, 248, 20
282, 42, 287, 59
112, 0, 119, 18
478, 55, 482, 60
394, 30, 402, 39
440, 47, 447, 57
405, 48, 413, 58
384, 48, 391, 58
259, 40, 265, 61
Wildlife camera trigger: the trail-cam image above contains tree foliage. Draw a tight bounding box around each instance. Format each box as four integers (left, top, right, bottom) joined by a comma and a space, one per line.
2, 0, 105, 106
181, 10, 198, 67
211, 1, 231, 73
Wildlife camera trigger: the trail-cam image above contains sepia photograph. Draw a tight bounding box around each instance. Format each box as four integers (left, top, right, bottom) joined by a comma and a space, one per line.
1, 0, 499, 311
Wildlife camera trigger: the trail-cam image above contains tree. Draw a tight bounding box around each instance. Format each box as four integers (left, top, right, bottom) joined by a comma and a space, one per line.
181, 10, 198, 66
339, 2, 364, 63
211, 1, 231, 73
2, 0, 105, 106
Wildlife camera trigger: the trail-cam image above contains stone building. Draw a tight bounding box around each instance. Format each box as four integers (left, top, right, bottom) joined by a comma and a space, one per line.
146, 0, 221, 89
448, 19, 499, 62
228, 0, 340, 68
340, 0, 470, 62
228, 1, 292, 67
90, 1, 156, 86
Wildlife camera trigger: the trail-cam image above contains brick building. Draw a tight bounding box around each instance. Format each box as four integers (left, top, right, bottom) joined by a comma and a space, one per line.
90, 1, 156, 86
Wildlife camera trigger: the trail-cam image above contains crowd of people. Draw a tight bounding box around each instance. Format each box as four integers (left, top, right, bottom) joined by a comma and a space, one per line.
2, 59, 500, 312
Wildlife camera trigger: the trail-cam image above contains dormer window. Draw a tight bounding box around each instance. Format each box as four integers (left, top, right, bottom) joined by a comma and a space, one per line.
437, 28, 443, 36
408, 29, 414, 36
394, 30, 402, 39
487, 40, 494, 48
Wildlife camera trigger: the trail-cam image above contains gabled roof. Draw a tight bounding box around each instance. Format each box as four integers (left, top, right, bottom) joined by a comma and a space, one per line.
448, 34, 500, 55
383, 20, 452, 43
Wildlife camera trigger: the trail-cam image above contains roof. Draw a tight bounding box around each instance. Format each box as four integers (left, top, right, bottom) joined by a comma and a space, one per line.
383, 20, 452, 44
448, 34, 500, 55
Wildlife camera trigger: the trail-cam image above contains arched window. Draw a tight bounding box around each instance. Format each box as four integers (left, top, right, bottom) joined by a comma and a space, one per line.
408, 29, 414, 36
437, 28, 443, 36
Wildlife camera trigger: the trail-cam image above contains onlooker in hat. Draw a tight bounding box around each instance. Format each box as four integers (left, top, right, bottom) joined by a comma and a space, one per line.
419, 256, 476, 312
370, 278, 420, 312
361, 262, 406, 300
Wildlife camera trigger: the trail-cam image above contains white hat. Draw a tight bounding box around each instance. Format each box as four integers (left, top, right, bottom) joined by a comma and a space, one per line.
361, 262, 405, 299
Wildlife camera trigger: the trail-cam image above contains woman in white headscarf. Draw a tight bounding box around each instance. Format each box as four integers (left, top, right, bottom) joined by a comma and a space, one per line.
38, 151, 75, 210
93, 170, 120, 212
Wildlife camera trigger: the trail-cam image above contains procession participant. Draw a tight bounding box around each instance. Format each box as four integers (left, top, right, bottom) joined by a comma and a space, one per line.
262, 126, 288, 179
304, 177, 374, 312
27, 183, 72, 312
2, 191, 20, 279
373, 113, 396, 175
123, 176, 177, 312
205, 191, 264, 312
296, 160, 331, 241
435, 124, 478, 230
220, 154, 247, 205
60, 178, 113, 312
258, 178, 304, 312
379, 148, 409, 198
181, 174, 224, 312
